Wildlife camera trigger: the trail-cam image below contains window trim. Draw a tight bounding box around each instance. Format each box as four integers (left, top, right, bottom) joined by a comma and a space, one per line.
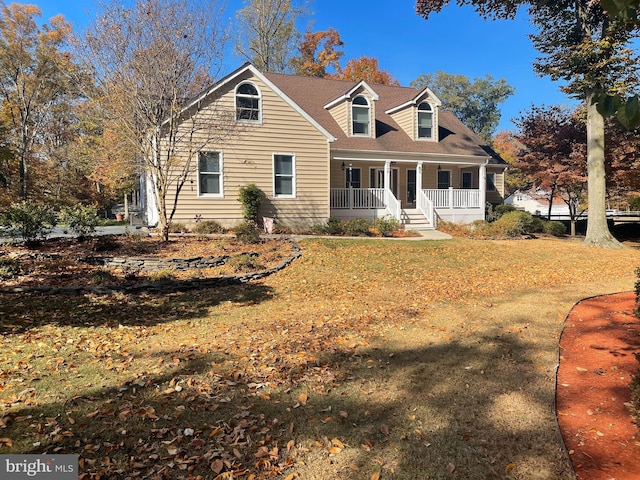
417, 101, 434, 140
461, 171, 473, 189
197, 150, 224, 197
273, 153, 296, 198
235, 82, 262, 123
437, 169, 451, 189
344, 166, 361, 189
352, 95, 370, 137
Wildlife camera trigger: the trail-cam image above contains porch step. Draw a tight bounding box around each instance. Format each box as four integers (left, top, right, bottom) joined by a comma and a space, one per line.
401, 209, 434, 231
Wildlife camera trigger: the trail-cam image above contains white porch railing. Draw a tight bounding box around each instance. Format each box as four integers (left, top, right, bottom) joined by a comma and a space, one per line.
330, 188, 386, 209
418, 189, 436, 228
423, 188, 481, 208
385, 188, 401, 221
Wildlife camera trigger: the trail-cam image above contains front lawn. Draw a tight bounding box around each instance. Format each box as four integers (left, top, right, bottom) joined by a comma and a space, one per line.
0, 237, 637, 479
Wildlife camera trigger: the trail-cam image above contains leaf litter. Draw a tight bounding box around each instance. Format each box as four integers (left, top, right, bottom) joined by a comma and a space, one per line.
0, 237, 638, 479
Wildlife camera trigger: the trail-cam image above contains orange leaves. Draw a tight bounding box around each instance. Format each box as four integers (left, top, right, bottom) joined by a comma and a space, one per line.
335, 56, 400, 85
292, 28, 344, 77
327, 437, 346, 456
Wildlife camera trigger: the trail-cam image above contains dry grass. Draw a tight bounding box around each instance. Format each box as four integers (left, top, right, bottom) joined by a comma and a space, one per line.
0, 237, 638, 479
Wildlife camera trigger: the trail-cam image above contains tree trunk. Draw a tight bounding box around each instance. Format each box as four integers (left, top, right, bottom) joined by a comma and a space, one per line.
547, 185, 556, 219
583, 93, 622, 248
19, 152, 26, 200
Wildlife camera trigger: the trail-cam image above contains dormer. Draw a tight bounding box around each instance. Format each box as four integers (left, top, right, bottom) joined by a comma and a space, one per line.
324, 81, 379, 138
386, 87, 441, 142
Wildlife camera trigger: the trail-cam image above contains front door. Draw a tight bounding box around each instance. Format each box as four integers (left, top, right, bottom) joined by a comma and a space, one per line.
371, 167, 399, 197
407, 169, 416, 206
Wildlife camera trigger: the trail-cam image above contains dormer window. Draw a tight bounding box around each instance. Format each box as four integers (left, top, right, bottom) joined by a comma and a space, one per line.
417, 102, 433, 139
236, 83, 260, 122
352, 96, 370, 136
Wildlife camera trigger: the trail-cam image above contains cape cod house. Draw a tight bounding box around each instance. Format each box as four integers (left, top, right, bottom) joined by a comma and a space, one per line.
143, 63, 507, 231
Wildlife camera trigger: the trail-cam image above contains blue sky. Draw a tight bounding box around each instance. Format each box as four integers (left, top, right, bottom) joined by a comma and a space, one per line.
35, 0, 577, 133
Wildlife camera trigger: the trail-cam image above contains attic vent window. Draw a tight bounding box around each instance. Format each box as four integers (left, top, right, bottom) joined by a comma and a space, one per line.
417, 102, 433, 139
352, 96, 370, 136
236, 83, 260, 121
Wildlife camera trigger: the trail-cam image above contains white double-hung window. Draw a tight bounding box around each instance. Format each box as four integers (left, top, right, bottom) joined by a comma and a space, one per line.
198, 151, 223, 196
352, 96, 370, 136
236, 83, 261, 122
417, 102, 434, 139
274, 154, 295, 197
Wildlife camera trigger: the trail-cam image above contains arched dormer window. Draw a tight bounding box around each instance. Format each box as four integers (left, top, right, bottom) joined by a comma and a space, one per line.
352, 96, 370, 136
417, 102, 433, 139
236, 83, 260, 121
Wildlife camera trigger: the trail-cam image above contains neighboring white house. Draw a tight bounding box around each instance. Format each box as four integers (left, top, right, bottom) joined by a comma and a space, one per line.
504, 189, 572, 218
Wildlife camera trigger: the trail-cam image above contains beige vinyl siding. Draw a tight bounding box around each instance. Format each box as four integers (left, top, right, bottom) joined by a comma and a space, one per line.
487, 169, 505, 203
388, 99, 439, 142
327, 101, 348, 136
388, 107, 414, 140
166, 71, 331, 229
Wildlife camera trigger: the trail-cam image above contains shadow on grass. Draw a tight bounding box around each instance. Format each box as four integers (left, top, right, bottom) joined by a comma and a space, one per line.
0, 282, 274, 334
0, 326, 575, 479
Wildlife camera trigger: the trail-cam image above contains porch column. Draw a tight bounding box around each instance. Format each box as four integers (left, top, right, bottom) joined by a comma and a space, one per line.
384, 160, 391, 191
416, 162, 423, 195
479, 162, 487, 220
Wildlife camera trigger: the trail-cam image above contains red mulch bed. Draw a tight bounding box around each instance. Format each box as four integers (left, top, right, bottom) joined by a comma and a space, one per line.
557, 291, 640, 480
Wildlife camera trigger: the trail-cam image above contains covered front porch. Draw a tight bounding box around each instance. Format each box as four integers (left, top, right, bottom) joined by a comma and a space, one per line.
328, 157, 493, 230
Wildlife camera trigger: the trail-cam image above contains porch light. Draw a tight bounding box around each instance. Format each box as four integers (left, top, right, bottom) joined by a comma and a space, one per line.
437, 164, 442, 171
341, 161, 346, 171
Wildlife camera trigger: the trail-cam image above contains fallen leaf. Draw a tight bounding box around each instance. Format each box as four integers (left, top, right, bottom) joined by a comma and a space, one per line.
371, 472, 380, 480
166, 446, 178, 455
505, 463, 516, 472
211, 459, 224, 474
447, 463, 456, 473
299, 392, 308, 405
380, 424, 389, 435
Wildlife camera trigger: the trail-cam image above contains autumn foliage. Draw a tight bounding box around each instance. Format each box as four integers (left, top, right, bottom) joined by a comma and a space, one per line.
291, 28, 344, 77
334, 56, 399, 85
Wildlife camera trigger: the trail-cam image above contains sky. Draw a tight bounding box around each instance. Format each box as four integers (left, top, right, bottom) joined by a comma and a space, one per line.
34, 0, 580, 133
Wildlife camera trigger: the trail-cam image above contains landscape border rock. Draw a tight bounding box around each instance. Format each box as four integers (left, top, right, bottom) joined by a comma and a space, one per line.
0, 239, 302, 295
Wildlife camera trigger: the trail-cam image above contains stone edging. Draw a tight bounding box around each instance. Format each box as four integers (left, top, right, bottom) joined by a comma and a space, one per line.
0, 240, 302, 295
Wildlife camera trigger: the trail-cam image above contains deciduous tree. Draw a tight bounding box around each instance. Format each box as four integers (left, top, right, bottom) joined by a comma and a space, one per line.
82, 0, 234, 241
603, 118, 640, 201
234, 0, 308, 73
411, 71, 514, 143
514, 105, 587, 235
335, 56, 399, 85
0, 4, 82, 200
416, 0, 640, 248
291, 28, 344, 77
492, 130, 528, 193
